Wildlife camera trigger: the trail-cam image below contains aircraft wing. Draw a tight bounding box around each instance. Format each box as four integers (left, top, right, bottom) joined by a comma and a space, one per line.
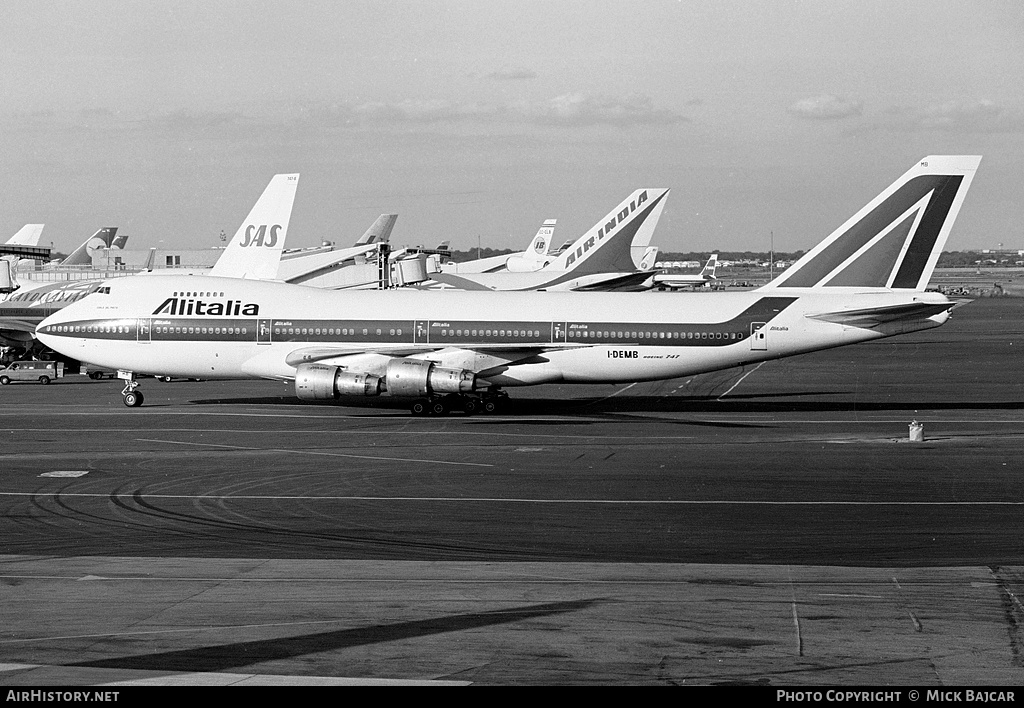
807, 301, 955, 329
283, 343, 587, 368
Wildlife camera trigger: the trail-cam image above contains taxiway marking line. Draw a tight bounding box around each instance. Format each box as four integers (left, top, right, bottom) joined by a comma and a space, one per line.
717, 361, 767, 399
134, 438, 493, 467
1, 492, 1021, 505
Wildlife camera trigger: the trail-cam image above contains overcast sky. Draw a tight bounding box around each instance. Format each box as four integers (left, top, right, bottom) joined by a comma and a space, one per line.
1, 0, 1021, 256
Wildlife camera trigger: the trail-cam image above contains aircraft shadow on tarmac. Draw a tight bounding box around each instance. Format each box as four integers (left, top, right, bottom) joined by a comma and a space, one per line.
69, 598, 600, 674
187, 391, 1024, 417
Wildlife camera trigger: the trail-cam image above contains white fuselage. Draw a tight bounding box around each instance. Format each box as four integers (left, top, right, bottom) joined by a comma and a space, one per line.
36, 275, 951, 390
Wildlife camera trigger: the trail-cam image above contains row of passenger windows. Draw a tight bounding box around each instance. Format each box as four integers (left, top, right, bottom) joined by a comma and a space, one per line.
438, 329, 541, 338
274, 327, 403, 337
155, 326, 248, 335
53, 324, 128, 334
568, 330, 748, 340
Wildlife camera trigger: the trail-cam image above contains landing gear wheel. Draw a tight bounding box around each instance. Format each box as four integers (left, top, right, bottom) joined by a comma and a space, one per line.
89, 372, 103, 380
123, 391, 144, 407
430, 399, 448, 416
462, 397, 480, 415
482, 398, 499, 414
410, 399, 430, 416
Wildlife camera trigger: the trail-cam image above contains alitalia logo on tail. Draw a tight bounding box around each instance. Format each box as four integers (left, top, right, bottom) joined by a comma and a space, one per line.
239, 224, 282, 248
153, 297, 260, 316
565, 190, 649, 267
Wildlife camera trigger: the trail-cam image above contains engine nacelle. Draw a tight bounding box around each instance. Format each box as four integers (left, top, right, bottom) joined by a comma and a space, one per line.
294, 363, 382, 400
504, 254, 549, 273
385, 358, 476, 397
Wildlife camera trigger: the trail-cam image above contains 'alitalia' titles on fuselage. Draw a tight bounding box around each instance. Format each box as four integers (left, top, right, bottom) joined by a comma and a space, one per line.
152, 296, 260, 317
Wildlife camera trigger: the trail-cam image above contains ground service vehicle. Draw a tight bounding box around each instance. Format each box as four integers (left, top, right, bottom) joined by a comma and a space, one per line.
0, 360, 64, 385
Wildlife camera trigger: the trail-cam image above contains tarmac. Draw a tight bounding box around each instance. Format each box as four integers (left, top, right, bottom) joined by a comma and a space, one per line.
1, 296, 1022, 686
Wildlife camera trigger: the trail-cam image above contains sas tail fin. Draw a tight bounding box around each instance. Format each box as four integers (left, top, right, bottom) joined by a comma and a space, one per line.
5, 224, 45, 247
549, 189, 669, 274
210, 173, 300, 279
762, 156, 980, 291
60, 227, 118, 266
353, 213, 398, 247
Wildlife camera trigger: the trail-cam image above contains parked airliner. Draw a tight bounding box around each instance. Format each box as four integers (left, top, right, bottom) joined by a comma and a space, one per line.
37, 156, 979, 415
422, 189, 668, 291
0, 175, 298, 353
653, 254, 718, 289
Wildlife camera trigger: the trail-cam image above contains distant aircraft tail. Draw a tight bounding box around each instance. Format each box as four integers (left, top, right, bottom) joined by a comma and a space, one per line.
762, 156, 980, 291
701, 253, 718, 279
549, 189, 669, 274
110, 233, 130, 250
353, 214, 398, 247
639, 246, 659, 271
504, 219, 558, 272
210, 174, 300, 279
60, 227, 118, 266
5, 224, 45, 247
526, 219, 557, 258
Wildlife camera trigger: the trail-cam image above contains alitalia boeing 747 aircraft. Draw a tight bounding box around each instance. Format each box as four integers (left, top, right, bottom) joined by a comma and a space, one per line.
37, 156, 980, 415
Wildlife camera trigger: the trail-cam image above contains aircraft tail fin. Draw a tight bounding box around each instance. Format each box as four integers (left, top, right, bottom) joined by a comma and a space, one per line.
210, 174, 300, 279
353, 214, 398, 247
5, 224, 45, 247
639, 246, 660, 271
762, 156, 980, 291
525, 220, 557, 260
550, 189, 669, 274
60, 227, 118, 266
701, 254, 718, 279
110, 233, 130, 250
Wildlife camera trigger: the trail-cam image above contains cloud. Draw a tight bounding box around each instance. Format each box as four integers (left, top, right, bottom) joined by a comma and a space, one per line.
295, 93, 688, 129
787, 94, 863, 120
485, 68, 538, 81
519, 93, 690, 127
859, 99, 1024, 134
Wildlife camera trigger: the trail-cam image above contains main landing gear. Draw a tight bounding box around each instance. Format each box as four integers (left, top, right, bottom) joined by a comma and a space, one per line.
120, 373, 144, 407
409, 391, 509, 417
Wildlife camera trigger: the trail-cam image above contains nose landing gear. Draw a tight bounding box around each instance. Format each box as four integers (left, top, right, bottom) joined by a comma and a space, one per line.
120, 373, 144, 407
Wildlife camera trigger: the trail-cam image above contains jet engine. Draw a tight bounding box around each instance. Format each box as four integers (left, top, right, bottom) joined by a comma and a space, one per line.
384, 357, 477, 397
503, 255, 549, 273
294, 363, 382, 400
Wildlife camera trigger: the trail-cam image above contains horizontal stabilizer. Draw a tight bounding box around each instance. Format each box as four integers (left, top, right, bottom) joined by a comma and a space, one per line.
808, 301, 954, 329
570, 270, 656, 291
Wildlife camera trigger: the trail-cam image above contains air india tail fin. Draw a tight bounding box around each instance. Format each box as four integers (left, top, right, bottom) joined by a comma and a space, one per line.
210, 174, 300, 279
762, 156, 980, 291
549, 189, 669, 275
